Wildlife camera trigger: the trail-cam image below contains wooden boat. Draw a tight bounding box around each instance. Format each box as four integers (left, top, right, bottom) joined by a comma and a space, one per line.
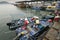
17, 3, 26, 8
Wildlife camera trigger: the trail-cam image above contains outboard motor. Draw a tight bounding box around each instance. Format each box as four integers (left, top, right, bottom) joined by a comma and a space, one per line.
7, 23, 15, 26
7, 23, 12, 27
7, 23, 15, 30
7, 23, 12, 30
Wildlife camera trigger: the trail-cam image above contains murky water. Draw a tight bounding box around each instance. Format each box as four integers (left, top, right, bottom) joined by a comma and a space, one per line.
0, 3, 48, 40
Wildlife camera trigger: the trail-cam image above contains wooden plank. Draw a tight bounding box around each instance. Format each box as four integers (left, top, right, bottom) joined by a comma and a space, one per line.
45, 28, 58, 40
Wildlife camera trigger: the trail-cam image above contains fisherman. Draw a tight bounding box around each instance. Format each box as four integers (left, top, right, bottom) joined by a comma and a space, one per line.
32, 16, 40, 31
54, 14, 60, 22
35, 17, 40, 24
18, 32, 25, 40
15, 28, 22, 35
13, 31, 28, 40
24, 18, 29, 26
17, 18, 23, 26
20, 18, 24, 26
31, 17, 35, 21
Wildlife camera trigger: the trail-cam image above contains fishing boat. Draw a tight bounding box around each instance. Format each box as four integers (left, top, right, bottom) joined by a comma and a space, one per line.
7, 15, 54, 30
30, 2, 41, 10
17, 18, 54, 40
7, 16, 54, 40
46, 2, 57, 12
16, 3, 26, 8
14, 25, 50, 40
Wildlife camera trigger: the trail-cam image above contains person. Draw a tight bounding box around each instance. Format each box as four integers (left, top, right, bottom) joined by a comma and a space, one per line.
31, 17, 35, 21
24, 18, 29, 26
35, 18, 40, 24
35, 19, 40, 24
15, 28, 22, 35
33, 16, 40, 24
54, 14, 60, 22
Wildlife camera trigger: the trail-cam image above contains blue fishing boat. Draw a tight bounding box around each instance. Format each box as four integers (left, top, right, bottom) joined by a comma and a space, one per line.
14, 19, 51, 40
7, 15, 54, 30
7, 16, 54, 40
